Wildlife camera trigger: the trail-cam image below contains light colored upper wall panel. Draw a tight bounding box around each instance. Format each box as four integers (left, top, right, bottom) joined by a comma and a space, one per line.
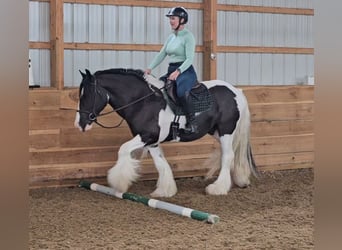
64, 4, 73, 43
89, 5, 103, 43
64, 50, 74, 85
29, 2, 49, 42
262, 13, 273, 46
219, 0, 238, 5
103, 6, 117, 43
118, 6, 133, 43
218, 11, 238, 45
237, 53, 250, 83
295, 54, 307, 83
146, 8, 163, 44
260, 53, 273, 84
187, 9, 203, 45
216, 53, 238, 84
284, 14, 297, 47
218, 0, 313, 8
249, 13, 262, 45
217, 53, 314, 85
249, 53, 262, 84
237, 12, 250, 45
29, 49, 51, 87
272, 54, 284, 84
217, 11, 313, 47
89, 50, 104, 70
73, 4, 88, 42
132, 7, 147, 44
64, 4, 202, 45
307, 54, 314, 79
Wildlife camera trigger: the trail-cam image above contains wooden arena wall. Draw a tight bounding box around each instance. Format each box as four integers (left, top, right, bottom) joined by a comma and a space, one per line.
29, 85, 314, 188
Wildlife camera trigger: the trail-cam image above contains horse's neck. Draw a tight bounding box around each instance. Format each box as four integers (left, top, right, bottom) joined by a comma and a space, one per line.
100, 75, 151, 112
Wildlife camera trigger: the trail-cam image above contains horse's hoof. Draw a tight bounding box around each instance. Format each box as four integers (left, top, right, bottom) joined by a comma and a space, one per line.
150, 188, 177, 198
205, 183, 229, 195
233, 177, 250, 188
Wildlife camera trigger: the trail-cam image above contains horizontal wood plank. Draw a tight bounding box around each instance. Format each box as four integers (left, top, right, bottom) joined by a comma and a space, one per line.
29, 90, 60, 110
251, 134, 314, 154
29, 110, 62, 130
29, 129, 60, 149
241, 86, 314, 103
249, 102, 313, 121
251, 120, 313, 136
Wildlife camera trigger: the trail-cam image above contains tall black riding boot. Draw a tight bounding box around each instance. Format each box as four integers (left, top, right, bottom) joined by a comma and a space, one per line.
180, 94, 198, 134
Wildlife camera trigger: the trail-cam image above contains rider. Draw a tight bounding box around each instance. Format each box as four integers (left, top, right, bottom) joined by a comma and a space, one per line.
145, 6, 198, 134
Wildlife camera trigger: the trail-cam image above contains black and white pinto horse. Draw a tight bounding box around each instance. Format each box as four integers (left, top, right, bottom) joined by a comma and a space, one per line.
75, 68, 258, 197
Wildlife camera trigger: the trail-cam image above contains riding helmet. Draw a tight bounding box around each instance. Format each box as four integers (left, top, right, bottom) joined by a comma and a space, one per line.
166, 7, 188, 24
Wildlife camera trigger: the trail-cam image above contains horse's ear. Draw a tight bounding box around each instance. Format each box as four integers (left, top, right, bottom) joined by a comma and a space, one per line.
85, 69, 92, 78
79, 70, 86, 78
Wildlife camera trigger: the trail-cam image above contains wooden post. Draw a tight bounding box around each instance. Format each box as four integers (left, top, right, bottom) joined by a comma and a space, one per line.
203, 0, 217, 81
50, 0, 64, 89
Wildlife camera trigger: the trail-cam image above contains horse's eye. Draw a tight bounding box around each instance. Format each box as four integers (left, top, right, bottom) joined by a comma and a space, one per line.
89, 113, 96, 121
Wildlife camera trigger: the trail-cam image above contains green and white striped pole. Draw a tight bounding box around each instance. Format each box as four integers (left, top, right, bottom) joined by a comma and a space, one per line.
79, 180, 219, 224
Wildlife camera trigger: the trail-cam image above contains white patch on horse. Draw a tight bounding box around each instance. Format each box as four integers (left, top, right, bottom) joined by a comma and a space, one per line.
74, 102, 93, 132
157, 105, 187, 142
74, 103, 81, 129
80, 87, 84, 98
147, 145, 177, 197
107, 135, 145, 192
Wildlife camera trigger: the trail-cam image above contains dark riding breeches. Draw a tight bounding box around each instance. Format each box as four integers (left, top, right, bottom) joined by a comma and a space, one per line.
160, 62, 197, 98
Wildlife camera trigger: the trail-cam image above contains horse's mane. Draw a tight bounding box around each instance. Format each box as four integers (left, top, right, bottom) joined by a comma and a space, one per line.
94, 68, 147, 83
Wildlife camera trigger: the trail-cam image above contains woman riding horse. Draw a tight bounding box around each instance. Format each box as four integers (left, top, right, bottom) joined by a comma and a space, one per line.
145, 7, 198, 133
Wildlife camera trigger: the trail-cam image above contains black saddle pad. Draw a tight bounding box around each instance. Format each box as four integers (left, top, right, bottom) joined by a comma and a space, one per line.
162, 82, 213, 116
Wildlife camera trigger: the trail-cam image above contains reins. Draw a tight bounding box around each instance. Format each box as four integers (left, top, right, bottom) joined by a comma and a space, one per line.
90, 89, 157, 129
64, 76, 161, 129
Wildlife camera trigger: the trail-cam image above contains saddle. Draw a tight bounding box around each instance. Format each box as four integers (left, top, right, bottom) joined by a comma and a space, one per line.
162, 80, 213, 116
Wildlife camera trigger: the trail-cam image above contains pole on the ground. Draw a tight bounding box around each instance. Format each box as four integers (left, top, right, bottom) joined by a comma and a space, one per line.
79, 180, 220, 224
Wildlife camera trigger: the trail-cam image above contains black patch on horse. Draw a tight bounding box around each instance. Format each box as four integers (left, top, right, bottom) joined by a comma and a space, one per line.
95, 68, 146, 81
162, 80, 213, 116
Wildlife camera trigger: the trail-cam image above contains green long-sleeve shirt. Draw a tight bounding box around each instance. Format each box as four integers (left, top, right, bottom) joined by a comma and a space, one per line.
148, 28, 196, 73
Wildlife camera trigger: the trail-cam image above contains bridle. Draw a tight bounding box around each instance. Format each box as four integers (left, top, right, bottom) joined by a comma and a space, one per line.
74, 76, 158, 129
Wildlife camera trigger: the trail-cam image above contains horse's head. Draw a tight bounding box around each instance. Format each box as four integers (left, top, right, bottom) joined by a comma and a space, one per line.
74, 69, 109, 132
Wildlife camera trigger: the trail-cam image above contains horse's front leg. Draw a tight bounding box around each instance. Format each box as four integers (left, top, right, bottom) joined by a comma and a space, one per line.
148, 145, 177, 197
107, 135, 145, 193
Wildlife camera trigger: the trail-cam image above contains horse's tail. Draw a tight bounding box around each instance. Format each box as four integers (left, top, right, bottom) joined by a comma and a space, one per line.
232, 91, 259, 182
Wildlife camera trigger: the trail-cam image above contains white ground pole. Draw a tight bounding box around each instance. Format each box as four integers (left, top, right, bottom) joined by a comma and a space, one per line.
79, 180, 220, 224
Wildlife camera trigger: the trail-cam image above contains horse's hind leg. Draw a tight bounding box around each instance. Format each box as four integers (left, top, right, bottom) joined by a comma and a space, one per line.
148, 145, 177, 197
206, 134, 233, 195
107, 135, 145, 193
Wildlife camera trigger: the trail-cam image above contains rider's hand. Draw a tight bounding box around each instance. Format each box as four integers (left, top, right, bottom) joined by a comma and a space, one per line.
168, 69, 180, 81
145, 69, 152, 75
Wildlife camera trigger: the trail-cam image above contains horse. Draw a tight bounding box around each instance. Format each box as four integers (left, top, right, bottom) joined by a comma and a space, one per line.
74, 68, 258, 197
